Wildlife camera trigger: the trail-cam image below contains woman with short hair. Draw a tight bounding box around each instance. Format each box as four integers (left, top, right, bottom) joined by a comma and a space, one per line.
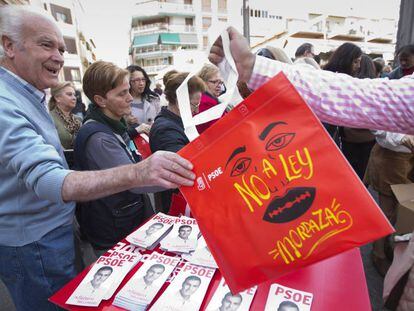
196, 64, 224, 133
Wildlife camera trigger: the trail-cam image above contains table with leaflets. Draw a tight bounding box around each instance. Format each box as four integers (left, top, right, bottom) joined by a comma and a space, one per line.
50, 213, 372, 311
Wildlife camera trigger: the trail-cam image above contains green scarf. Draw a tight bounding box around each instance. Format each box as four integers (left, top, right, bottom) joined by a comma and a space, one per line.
84, 103, 127, 136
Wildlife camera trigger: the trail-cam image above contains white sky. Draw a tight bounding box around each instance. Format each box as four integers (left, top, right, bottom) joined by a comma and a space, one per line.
80, 0, 401, 67
81, 0, 134, 67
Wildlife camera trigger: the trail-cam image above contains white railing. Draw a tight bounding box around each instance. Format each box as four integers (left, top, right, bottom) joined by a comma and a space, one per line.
132, 23, 195, 34
143, 64, 170, 74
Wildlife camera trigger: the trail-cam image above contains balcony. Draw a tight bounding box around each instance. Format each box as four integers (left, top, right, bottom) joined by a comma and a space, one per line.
143, 64, 171, 75
132, 1, 195, 20
132, 23, 196, 35
286, 18, 324, 39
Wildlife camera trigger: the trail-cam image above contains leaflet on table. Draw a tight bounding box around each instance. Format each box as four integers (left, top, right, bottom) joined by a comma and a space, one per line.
160, 216, 199, 253
66, 250, 142, 307
181, 236, 218, 268
113, 252, 180, 311
264, 283, 313, 311
150, 262, 216, 311
126, 212, 177, 249
205, 277, 257, 311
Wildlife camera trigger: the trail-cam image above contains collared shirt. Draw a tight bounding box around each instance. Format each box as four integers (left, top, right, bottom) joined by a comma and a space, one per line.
248, 56, 414, 135
0, 66, 74, 246
3, 67, 46, 105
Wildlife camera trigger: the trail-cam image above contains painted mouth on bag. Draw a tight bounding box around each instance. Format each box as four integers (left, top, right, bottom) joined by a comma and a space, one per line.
263, 187, 316, 224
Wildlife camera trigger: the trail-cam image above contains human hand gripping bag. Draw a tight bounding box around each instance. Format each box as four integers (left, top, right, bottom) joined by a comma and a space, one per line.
177, 29, 394, 293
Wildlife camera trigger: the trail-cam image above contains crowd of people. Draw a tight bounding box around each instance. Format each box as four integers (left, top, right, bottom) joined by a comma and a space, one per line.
1, 4, 414, 311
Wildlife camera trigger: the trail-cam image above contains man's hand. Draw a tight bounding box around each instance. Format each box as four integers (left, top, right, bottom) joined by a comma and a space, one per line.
208, 27, 256, 83
135, 123, 151, 135
401, 135, 414, 152
134, 151, 195, 189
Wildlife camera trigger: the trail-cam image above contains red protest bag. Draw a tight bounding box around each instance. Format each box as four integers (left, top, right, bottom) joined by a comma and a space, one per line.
178, 73, 394, 293
133, 133, 152, 159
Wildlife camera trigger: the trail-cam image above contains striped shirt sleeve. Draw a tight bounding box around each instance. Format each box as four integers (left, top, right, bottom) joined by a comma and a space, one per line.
248, 56, 414, 135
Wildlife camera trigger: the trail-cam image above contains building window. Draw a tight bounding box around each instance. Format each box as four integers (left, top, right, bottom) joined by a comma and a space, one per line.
218, 0, 227, 12
202, 17, 211, 30
50, 4, 72, 24
202, 0, 211, 11
64, 37, 77, 54
63, 67, 81, 82
218, 17, 227, 23
185, 18, 193, 26
203, 36, 208, 48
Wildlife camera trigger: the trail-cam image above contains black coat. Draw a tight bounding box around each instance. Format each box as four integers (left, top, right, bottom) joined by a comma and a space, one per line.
149, 107, 189, 153
149, 107, 189, 211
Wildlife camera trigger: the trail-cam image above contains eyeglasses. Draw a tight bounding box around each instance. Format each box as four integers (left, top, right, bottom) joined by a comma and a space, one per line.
208, 79, 224, 86
130, 78, 146, 83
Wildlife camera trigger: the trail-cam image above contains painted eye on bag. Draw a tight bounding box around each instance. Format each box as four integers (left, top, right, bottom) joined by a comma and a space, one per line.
265, 133, 295, 151
230, 157, 252, 177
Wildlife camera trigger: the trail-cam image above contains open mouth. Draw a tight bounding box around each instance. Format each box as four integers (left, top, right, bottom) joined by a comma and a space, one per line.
263, 187, 316, 224
46, 67, 59, 75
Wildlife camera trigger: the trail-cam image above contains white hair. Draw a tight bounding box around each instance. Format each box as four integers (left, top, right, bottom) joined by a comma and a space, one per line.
0, 5, 57, 58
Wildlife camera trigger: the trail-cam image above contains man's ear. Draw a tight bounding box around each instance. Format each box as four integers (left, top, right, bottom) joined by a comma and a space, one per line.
1, 35, 16, 58
93, 94, 106, 108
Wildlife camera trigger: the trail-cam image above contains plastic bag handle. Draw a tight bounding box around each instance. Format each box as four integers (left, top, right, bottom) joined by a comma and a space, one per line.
176, 25, 240, 142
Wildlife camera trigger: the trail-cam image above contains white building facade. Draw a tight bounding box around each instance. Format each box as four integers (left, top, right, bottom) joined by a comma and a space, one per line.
228, 0, 400, 61
130, 0, 229, 78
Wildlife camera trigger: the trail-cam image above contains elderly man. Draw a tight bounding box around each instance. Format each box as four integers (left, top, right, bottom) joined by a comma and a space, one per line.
0, 5, 194, 311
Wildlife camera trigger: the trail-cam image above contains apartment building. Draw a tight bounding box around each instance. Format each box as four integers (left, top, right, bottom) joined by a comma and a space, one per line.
130, 0, 229, 78
228, 0, 399, 61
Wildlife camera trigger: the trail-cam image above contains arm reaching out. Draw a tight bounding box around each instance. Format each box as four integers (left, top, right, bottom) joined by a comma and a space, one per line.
62, 151, 195, 202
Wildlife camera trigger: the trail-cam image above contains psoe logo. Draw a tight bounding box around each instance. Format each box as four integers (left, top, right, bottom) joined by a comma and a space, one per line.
197, 177, 206, 191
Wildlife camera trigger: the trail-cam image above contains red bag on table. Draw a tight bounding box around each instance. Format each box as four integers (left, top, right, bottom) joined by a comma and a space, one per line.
178, 72, 394, 293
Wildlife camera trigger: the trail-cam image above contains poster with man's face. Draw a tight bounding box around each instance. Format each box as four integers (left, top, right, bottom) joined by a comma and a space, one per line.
205, 277, 257, 311
114, 252, 180, 305
160, 216, 199, 253
151, 262, 215, 311
126, 213, 176, 248
264, 283, 313, 311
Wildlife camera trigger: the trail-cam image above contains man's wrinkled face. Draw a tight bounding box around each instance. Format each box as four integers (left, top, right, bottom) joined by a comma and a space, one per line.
5, 16, 65, 90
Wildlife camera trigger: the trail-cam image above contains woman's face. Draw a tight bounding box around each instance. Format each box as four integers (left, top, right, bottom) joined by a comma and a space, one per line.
101, 77, 133, 120
55, 86, 76, 111
130, 70, 147, 96
351, 56, 362, 76
190, 91, 202, 115
206, 72, 223, 98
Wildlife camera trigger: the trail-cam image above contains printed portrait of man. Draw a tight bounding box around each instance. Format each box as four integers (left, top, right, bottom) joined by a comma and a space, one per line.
178, 275, 201, 306
178, 225, 192, 241
143, 264, 165, 287
144, 222, 164, 238
219, 292, 243, 311
277, 300, 300, 311
77, 266, 113, 297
